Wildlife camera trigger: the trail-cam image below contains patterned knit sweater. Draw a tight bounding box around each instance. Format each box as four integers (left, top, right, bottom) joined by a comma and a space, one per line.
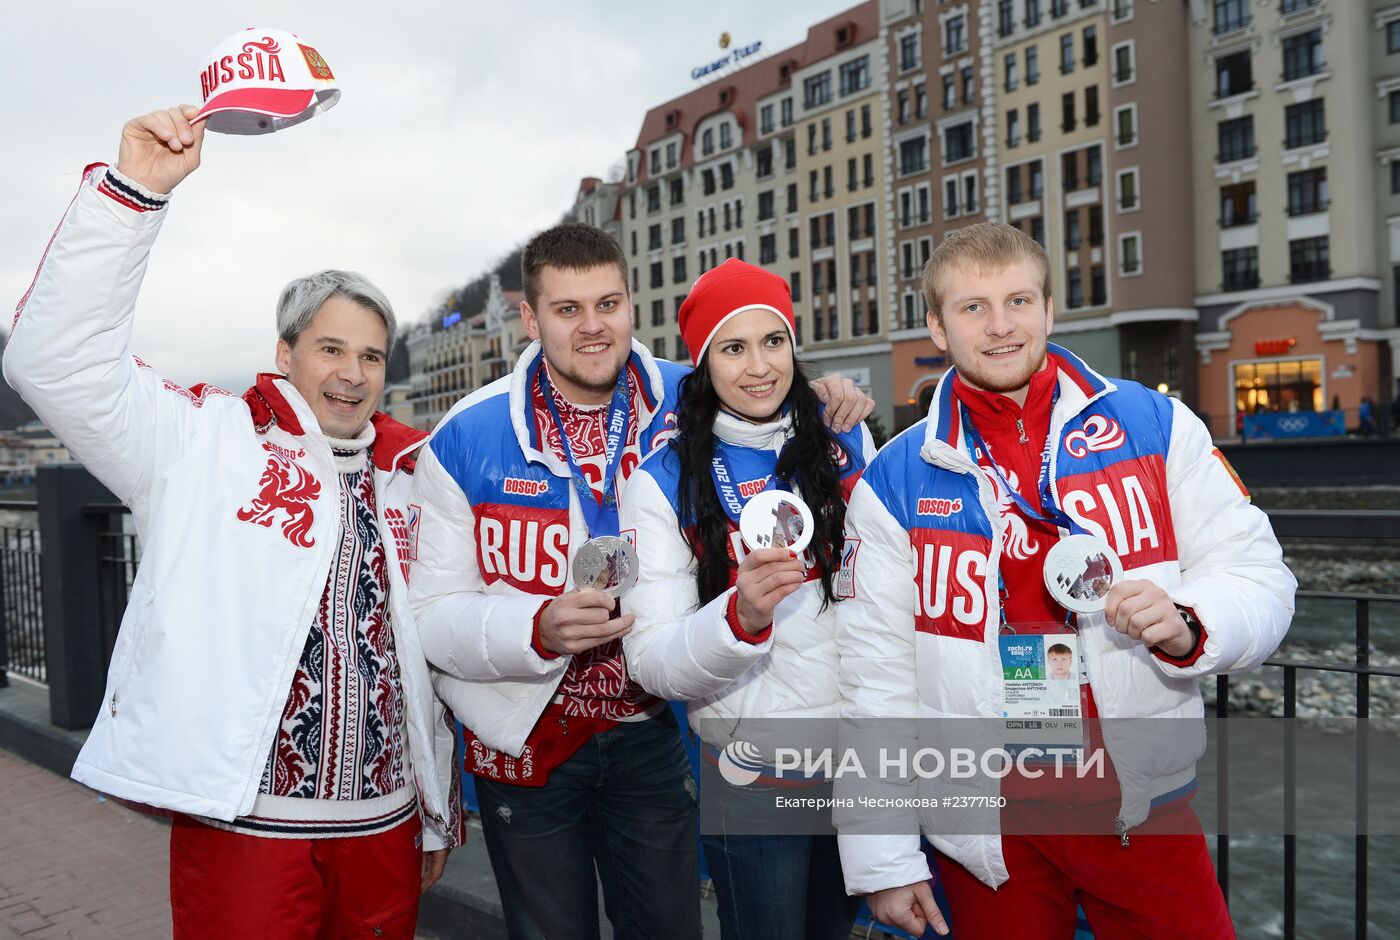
212, 424, 415, 839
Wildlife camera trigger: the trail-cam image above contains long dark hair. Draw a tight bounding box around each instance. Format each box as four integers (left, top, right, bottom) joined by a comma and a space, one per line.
673, 356, 847, 609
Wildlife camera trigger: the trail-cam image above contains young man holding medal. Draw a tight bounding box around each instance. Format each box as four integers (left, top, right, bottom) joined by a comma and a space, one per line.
409, 227, 873, 938
834, 222, 1295, 939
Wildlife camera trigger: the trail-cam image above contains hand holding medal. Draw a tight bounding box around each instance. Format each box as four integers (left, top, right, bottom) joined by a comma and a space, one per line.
732, 491, 812, 636
1043, 534, 1196, 657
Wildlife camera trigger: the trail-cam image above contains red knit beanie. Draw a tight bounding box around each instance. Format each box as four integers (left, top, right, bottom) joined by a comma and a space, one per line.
677, 258, 796, 366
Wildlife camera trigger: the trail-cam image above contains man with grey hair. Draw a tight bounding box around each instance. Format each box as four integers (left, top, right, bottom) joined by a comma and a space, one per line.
4, 105, 459, 938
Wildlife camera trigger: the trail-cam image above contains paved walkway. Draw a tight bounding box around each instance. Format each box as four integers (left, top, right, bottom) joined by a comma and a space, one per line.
0, 750, 171, 939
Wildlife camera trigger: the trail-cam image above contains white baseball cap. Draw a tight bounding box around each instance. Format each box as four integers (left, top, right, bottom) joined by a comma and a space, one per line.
194, 27, 340, 135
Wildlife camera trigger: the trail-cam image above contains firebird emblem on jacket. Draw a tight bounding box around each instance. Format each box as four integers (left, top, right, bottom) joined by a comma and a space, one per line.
237, 443, 321, 548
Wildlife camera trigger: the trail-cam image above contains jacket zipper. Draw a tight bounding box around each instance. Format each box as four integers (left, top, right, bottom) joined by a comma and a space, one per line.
1016, 417, 1027, 445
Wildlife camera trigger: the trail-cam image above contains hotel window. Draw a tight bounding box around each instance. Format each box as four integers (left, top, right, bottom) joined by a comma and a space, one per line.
1391, 91, 1400, 125
789, 227, 800, 258
1390, 20, 1400, 55
915, 82, 928, 117
902, 242, 915, 279
760, 104, 774, 135
899, 34, 921, 72
653, 337, 666, 360
1119, 233, 1142, 275
1115, 104, 1138, 147
1289, 236, 1329, 283
1220, 181, 1257, 227
1005, 53, 1019, 92
999, 0, 1015, 38
1287, 169, 1327, 216
647, 185, 661, 212
702, 129, 714, 156
898, 89, 910, 124
1026, 46, 1040, 85
720, 124, 733, 149
823, 118, 832, 151
786, 183, 798, 214
1111, 0, 1133, 22
672, 256, 687, 284
1067, 269, 1083, 308
1026, 0, 1043, 28
1284, 99, 1325, 149
666, 142, 677, 168
1028, 103, 1041, 142
1061, 92, 1076, 133
1217, 116, 1255, 162
672, 216, 686, 244
1234, 360, 1322, 417
900, 137, 929, 175
1003, 165, 1020, 207
1280, 0, 1318, 13
1112, 42, 1135, 85
1222, 246, 1259, 291
1060, 34, 1075, 74
781, 98, 793, 126
757, 147, 773, 179
760, 233, 777, 264
670, 179, 684, 205
840, 56, 871, 96
651, 299, 665, 325
721, 163, 735, 190
1066, 209, 1082, 250
804, 72, 833, 108
1281, 30, 1322, 81
1213, 0, 1248, 35
943, 75, 956, 110
1086, 146, 1102, 186
863, 154, 874, 187
1215, 50, 1251, 99
1391, 160, 1400, 195
945, 14, 967, 55
1085, 86, 1100, 127
944, 123, 975, 164
961, 66, 975, 105
1007, 109, 1021, 147
862, 104, 872, 138
1083, 26, 1098, 67
648, 225, 662, 251
1029, 161, 1044, 198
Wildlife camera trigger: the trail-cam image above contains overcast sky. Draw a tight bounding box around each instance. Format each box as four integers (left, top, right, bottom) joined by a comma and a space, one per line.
2, 1, 857, 391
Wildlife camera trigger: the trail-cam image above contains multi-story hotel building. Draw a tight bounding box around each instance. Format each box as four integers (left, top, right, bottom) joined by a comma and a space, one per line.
409, 0, 1399, 436
1191, 0, 1391, 434
888, 0, 1199, 427
620, 2, 901, 429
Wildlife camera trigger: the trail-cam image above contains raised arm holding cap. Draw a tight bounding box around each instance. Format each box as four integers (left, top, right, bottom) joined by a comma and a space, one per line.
4, 105, 458, 939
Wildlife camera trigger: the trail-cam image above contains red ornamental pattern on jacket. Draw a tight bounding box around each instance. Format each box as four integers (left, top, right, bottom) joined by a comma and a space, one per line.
237, 441, 321, 548
262, 462, 406, 801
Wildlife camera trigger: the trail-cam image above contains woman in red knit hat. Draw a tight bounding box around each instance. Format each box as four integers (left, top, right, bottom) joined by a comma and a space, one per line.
619, 259, 876, 940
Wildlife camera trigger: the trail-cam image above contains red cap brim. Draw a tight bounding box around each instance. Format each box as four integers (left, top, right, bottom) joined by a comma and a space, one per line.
195, 86, 316, 123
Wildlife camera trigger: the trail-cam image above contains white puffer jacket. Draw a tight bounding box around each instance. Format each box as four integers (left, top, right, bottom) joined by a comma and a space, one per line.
621, 412, 874, 755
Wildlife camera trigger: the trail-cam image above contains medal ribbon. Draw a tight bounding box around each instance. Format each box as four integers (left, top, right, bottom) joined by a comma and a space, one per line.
539, 364, 631, 539
709, 444, 790, 524
959, 386, 1071, 530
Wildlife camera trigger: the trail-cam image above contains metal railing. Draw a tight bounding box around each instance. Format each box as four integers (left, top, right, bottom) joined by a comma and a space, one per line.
1216, 510, 1400, 939
0, 501, 42, 685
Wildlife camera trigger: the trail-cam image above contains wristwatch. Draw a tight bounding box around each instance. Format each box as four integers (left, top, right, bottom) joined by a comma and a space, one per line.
1174, 605, 1203, 643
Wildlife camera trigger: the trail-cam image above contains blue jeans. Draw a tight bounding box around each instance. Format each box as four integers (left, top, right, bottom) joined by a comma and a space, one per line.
474, 709, 700, 940
700, 774, 862, 940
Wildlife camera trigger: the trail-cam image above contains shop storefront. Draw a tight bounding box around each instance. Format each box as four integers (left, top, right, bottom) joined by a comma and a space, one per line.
890, 334, 946, 433
1196, 300, 1383, 439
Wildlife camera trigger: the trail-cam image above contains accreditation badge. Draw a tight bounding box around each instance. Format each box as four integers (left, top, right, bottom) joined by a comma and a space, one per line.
999, 625, 1087, 763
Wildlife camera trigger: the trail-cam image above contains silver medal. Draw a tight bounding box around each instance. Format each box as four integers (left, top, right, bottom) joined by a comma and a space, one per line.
571, 535, 639, 599
1043, 533, 1124, 614
738, 490, 814, 555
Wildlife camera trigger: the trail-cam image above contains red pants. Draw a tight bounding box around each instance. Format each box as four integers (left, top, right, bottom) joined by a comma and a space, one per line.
936, 806, 1235, 939
169, 815, 422, 940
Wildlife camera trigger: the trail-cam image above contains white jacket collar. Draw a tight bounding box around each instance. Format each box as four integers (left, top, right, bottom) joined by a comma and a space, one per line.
714, 410, 792, 452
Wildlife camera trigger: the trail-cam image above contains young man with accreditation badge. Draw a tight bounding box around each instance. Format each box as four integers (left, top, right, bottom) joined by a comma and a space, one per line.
408, 229, 874, 938
833, 222, 1295, 939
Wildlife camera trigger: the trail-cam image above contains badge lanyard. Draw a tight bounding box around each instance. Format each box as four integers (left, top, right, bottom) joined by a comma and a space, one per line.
959, 387, 1071, 531
709, 445, 791, 524
539, 365, 631, 539
959, 388, 1078, 632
